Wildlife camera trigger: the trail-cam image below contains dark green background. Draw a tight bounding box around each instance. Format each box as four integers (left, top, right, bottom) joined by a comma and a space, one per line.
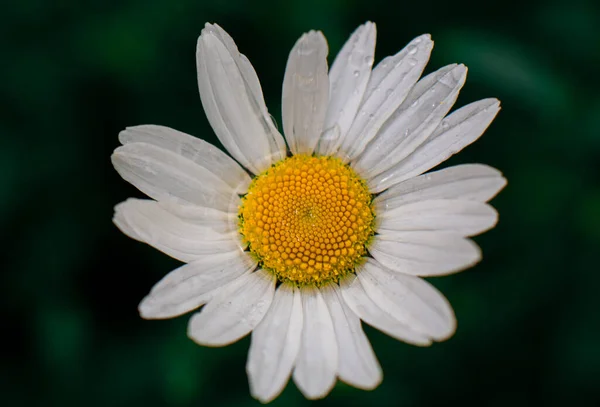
2, 0, 599, 405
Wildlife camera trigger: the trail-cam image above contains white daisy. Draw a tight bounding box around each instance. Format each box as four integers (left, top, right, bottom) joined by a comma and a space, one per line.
112, 22, 505, 402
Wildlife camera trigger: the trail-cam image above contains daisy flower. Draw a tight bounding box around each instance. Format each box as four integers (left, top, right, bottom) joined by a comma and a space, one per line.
112, 22, 506, 402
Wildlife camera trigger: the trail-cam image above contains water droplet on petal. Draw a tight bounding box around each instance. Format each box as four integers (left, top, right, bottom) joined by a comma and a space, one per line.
437, 73, 455, 87
407, 45, 417, 55
407, 58, 418, 67
353, 70, 360, 77
296, 74, 315, 90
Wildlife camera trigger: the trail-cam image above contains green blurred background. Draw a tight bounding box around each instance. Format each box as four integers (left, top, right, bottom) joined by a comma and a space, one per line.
2, 0, 599, 405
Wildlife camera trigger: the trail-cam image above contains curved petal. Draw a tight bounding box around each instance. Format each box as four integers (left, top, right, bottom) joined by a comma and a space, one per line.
339, 274, 432, 346
368, 98, 501, 192
369, 232, 482, 276
158, 200, 238, 235
111, 143, 237, 210
113, 199, 242, 263
188, 269, 275, 347
338, 34, 433, 162
138, 250, 256, 319
118, 125, 251, 194
316, 22, 376, 156
196, 24, 286, 174
378, 199, 498, 237
293, 286, 338, 399
282, 31, 329, 155
321, 284, 382, 390
374, 164, 507, 212
354, 64, 467, 177
209, 24, 268, 114
358, 259, 456, 341
112, 202, 143, 242
247, 283, 303, 403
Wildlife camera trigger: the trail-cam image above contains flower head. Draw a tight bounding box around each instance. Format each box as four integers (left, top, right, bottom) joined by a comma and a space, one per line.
112, 22, 505, 403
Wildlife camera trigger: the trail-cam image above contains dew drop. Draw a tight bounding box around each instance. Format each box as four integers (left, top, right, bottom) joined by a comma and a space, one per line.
437, 73, 455, 87
297, 46, 315, 57
407, 45, 417, 55
407, 58, 418, 67
353, 70, 360, 77
296, 74, 315, 90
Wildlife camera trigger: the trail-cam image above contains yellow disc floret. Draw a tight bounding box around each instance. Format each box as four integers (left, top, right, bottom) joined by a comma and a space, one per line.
238, 154, 375, 286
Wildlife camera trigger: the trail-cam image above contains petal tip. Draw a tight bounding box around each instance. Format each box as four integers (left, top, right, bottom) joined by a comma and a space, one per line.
138, 295, 161, 320
435, 315, 458, 342
487, 98, 501, 110
418, 33, 433, 45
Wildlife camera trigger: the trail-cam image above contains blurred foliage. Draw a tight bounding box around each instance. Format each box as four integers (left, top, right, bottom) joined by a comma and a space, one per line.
1, 0, 600, 406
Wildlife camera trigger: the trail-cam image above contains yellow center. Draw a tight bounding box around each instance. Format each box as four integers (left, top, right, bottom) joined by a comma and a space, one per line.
238, 154, 375, 286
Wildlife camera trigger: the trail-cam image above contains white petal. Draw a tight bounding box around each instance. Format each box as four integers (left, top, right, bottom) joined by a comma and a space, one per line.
293, 286, 338, 399
316, 22, 376, 156
321, 284, 382, 390
188, 269, 275, 346
374, 164, 507, 212
339, 34, 433, 162
282, 31, 329, 155
247, 283, 303, 403
339, 274, 432, 346
369, 232, 482, 276
118, 125, 251, 194
196, 24, 285, 174
112, 202, 143, 242
368, 98, 501, 192
209, 25, 268, 115
113, 199, 242, 263
111, 143, 237, 210
378, 199, 498, 237
358, 259, 456, 340
158, 200, 237, 234
138, 250, 257, 319
355, 64, 467, 178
